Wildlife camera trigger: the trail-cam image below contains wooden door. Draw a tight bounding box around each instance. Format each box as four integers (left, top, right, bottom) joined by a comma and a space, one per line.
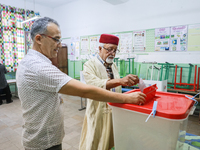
50, 43, 68, 75
58, 44, 68, 75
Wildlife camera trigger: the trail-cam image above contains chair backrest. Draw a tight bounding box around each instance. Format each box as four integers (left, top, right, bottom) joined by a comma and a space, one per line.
80, 71, 86, 84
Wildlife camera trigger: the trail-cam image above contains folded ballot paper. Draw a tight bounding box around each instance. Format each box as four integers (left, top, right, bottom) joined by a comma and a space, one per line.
138, 78, 146, 92
138, 78, 157, 102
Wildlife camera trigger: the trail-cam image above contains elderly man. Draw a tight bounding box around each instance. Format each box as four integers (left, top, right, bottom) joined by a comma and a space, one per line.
0, 62, 13, 105
79, 34, 139, 150
16, 17, 146, 150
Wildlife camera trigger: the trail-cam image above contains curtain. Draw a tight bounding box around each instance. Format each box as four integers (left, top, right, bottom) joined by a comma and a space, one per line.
0, 4, 40, 72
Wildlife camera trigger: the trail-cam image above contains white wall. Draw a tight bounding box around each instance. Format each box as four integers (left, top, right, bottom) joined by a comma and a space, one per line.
0, 0, 53, 18
53, 0, 200, 38
52, 0, 200, 64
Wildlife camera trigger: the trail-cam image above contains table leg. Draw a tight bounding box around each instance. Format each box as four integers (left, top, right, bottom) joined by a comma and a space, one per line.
79, 97, 86, 111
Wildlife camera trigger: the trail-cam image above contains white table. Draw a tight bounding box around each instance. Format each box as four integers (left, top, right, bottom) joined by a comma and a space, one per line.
7, 79, 18, 97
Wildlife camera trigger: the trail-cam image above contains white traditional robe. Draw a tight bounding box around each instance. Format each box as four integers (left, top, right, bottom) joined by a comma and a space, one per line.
79, 56, 121, 150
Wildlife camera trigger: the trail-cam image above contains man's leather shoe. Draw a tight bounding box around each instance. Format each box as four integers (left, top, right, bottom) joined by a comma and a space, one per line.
6, 99, 13, 104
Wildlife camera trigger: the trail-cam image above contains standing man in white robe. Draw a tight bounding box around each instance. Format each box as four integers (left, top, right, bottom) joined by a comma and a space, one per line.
79, 34, 140, 150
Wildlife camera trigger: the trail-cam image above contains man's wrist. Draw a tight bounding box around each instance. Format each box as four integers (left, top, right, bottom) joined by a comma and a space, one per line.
118, 78, 122, 86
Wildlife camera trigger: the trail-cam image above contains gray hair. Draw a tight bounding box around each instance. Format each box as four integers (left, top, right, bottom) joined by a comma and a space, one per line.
99, 43, 105, 49
31, 17, 60, 41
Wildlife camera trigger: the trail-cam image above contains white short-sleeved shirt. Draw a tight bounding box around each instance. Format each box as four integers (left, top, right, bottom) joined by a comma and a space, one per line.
16, 49, 72, 150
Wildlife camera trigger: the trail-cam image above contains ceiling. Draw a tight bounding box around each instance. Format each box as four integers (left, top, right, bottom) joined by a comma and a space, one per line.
22, 0, 129, 8
24, 0, 76, 8
103, 0, 129, 5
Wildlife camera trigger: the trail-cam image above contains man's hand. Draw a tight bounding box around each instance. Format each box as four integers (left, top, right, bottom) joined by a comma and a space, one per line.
120, 74, 139, 87
124, 92, 146, 104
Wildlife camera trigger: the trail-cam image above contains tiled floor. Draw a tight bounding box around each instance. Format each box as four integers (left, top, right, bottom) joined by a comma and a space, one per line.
0, 95, 86, 150
0, 95, 200, 150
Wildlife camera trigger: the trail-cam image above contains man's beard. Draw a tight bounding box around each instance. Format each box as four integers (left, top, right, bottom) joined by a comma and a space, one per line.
106, 57, 114, 64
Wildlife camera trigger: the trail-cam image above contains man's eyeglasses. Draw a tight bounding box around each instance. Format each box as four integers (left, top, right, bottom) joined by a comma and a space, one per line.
40, 34, 62, 44
103, 47, 120, 54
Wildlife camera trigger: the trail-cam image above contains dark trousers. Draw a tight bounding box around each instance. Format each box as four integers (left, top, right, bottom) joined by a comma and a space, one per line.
25, 144, 62, 150
0, 85, 12, 103
46, 144, 62, 150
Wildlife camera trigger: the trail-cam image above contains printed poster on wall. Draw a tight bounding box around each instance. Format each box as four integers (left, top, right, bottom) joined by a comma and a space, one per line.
155, 27, 170, 51
188, 24, 200, 51
170, 25, 187, 51
69, 41, 75, 61
120, 32, 133, 53
80, 37, 89, 60
69, 36, 80, 61
133, 30, 146, 52
89, 36, 100, 59
119, 32, 132, 60
75, 41, 80, 60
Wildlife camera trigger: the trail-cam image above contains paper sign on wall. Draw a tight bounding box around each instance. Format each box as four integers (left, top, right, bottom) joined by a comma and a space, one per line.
155, 28, 170, 52
133, 30, 146, 52
89, 36, 100, 59
80, 37, 89, 60
120, 32, 133, 54
170, 25, 187, 51
188, 24, 200, 51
